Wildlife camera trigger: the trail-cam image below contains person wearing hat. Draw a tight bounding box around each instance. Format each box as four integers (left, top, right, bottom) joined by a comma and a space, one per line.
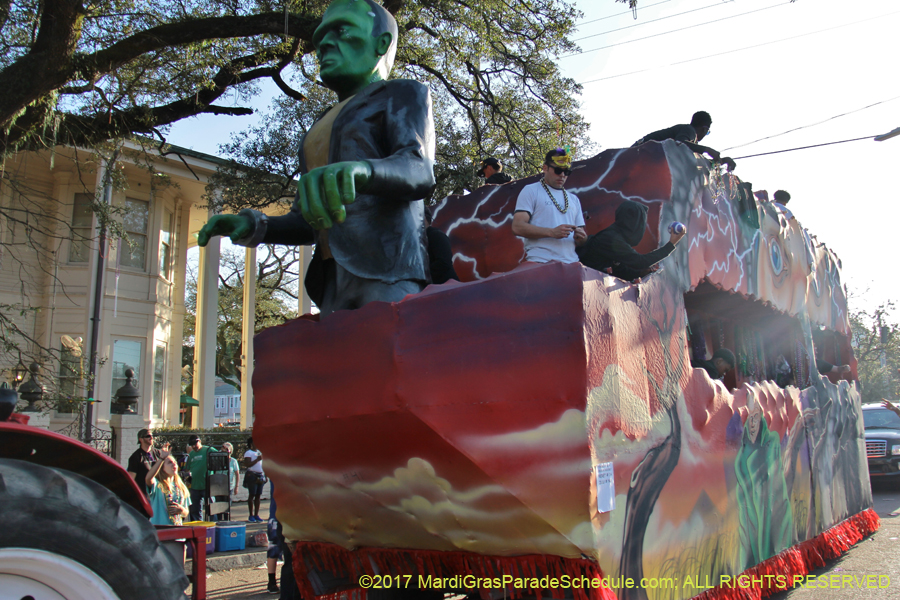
126, 428, 163, 497
186, 434, 217, 521
632, 111, 736, 171
691, 348, 736, 382
478, 157, 512, 185
576, 199, 685, 282
511, 147, 586, 264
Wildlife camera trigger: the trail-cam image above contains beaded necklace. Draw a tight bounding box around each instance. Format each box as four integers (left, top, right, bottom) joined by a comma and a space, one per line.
540, 178, 569, 214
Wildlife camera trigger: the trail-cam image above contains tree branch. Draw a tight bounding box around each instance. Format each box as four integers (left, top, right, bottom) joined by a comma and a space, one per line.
73, 13, 318, 82
0, 11, 318, 131
0, 0, 85, 125
6, 45, 295, 152
269, 35, 307, 101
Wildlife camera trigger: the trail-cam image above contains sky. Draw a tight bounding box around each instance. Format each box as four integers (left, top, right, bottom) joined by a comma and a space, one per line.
167, 0, 900, 317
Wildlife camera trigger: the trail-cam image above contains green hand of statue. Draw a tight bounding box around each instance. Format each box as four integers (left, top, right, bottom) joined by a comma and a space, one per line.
297, 161, 373, 230
197, 214, 252, 246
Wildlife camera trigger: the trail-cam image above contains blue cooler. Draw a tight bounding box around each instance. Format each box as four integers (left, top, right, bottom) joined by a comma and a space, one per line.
215, 521, 246, 552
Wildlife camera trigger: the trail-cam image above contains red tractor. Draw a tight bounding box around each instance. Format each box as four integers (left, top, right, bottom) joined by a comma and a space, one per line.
0, 387, 204, 599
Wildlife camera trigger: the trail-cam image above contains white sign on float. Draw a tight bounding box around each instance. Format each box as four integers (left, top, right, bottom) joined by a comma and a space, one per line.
595, 462, 615, 513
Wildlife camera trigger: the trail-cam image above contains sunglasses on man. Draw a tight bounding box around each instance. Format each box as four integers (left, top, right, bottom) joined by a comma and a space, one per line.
547, 165, 572, 176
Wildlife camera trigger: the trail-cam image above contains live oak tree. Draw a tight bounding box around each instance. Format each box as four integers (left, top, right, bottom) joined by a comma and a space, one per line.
0, 0, 602, 167
0, 0, 612, 377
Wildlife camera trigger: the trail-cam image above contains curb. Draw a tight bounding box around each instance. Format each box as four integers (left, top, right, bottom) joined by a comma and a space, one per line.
186, 548, 267, 573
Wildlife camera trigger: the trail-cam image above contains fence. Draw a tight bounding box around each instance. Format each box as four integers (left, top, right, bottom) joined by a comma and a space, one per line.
56, 401, 115, 457
152, 430, 253, 456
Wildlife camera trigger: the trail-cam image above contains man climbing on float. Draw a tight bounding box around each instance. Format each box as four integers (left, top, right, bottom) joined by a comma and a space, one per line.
633, 110, 737, 171
510, 147, 587, 263
197, 0, 435, 317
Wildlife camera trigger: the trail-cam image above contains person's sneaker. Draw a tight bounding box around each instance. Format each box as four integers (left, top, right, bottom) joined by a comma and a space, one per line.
267, 582, 280, 594
253, 515, 263, 523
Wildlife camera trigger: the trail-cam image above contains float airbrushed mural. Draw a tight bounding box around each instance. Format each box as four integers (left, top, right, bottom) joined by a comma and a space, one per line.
252, 140, 874, 600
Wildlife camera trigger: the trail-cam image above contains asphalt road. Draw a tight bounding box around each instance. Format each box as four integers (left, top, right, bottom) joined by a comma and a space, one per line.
768, 480, 900, 600
200, 482, 900, 600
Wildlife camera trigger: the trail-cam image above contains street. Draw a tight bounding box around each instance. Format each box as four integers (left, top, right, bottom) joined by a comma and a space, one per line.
770, 480, 900, 600
199, 482, 900, 599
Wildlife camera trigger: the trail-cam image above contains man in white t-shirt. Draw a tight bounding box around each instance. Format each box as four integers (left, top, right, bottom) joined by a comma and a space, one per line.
243, 437, 265, 523
512, 147, 587, 263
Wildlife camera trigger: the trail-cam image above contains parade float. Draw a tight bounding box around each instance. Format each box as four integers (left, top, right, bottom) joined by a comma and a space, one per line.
252, 139, 876, 600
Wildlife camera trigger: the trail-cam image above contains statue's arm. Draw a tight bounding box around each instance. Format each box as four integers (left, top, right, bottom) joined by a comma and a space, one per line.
363, 80, 437, 201
232, 207, 316, 247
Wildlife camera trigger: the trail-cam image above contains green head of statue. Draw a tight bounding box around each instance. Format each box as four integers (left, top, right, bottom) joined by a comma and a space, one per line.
313, 0, 398, 100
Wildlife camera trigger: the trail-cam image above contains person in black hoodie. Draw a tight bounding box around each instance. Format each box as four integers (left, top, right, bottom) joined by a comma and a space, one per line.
424, 206, 459, 285
577, 200, 685, 281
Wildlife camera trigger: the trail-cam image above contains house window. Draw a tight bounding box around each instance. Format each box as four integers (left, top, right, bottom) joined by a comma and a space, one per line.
159, 210, 174, 280
56, 335, 84, 413
69, 193, 93, 263
152, 344, 166, 419
112, 339, 142, 412
121, 197, 149, 269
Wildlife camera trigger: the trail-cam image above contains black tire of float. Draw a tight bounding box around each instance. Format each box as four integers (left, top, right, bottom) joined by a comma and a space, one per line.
0, 458, 188, 600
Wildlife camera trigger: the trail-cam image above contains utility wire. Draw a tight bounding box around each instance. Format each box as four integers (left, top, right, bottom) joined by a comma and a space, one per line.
562, 2, 789, 59
573, 1, 735, 43
724, 95, 900, 151
575, 0, 675, 26
578, 9, 900, 84
733, 135, 877, 160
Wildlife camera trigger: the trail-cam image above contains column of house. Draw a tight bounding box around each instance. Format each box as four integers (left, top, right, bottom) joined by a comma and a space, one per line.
193, 207, 219, 428
240, 246, 256, 429
167, 195, 188, 426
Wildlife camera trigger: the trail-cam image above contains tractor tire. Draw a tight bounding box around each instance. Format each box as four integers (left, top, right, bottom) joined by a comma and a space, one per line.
0, 458, 188, 600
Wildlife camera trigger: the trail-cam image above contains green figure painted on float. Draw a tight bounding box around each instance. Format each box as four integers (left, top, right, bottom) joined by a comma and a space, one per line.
198, 0, 436, 317
734, 402, 794, 569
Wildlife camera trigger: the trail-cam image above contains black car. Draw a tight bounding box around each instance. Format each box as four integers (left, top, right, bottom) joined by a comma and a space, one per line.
862, 403, 900, 483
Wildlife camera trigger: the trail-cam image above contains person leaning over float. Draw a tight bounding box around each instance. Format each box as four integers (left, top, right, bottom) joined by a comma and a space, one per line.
577, 199, 686, 283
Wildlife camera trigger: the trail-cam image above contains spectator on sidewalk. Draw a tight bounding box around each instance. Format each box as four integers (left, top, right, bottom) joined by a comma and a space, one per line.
126, 428, 160, 497
186, 434, 217, 521
222, 442, 241, 496
266, 481, 302, 598
146, 450, 191, 526
243, 437, 266, 523
266, 481, 282, 595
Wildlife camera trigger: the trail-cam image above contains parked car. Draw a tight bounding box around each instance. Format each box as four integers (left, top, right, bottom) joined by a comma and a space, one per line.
862, 403, 900, 484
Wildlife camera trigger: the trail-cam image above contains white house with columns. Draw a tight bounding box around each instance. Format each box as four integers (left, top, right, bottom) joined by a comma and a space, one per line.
0, 141, 311, 464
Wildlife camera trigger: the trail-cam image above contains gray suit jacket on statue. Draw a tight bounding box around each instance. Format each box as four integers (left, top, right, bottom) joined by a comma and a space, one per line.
238, 79, 437, 306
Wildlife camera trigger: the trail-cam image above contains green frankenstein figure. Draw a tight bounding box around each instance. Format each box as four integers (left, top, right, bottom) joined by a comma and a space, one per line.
199, 0, 436, 317
734, 406, 794, 569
